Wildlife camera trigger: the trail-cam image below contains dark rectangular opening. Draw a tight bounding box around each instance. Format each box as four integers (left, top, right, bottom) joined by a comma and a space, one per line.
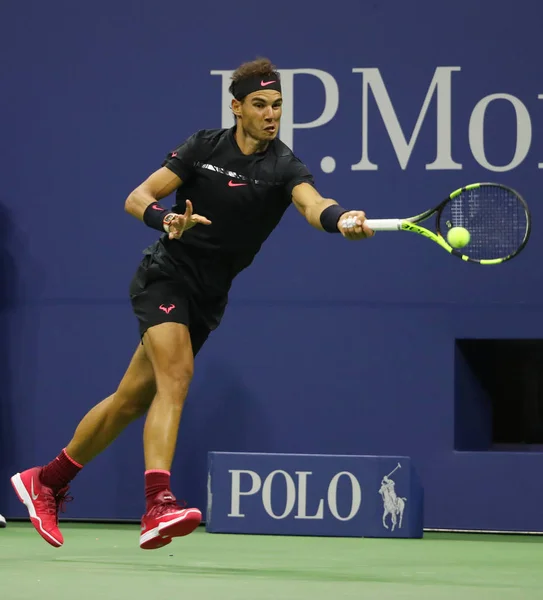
455, 339, 543, 451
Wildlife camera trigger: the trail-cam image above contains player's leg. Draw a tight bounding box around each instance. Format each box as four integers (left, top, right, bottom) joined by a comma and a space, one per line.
142, 323, 193, 471
127, 249, 219, 546
123, 251, 206, 549
138, 320, 208, 550
10, 343, 156, 548
65, 342, 156, 465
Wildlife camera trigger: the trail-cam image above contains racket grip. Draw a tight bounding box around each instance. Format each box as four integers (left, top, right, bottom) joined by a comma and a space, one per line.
363, 219, 403, 231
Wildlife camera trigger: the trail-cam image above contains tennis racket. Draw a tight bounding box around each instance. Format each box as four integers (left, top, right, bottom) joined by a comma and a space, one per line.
358, 183, 531, 265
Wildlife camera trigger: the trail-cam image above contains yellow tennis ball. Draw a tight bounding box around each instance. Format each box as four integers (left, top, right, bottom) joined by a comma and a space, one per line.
447, 227, 471, 248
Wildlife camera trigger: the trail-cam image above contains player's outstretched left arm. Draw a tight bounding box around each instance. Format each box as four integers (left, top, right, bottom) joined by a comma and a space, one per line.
292, 183, 374, 240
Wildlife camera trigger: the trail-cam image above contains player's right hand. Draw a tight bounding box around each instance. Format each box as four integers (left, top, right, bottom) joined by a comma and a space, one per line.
166, 199, 211, 240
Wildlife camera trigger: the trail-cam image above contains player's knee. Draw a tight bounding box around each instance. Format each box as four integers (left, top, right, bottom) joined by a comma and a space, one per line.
114, 393, 153, 422
114, 379, 156, 421
156, 363, 194, 398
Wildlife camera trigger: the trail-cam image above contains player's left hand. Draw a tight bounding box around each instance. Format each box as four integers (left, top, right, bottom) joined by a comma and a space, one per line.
338, 211, 374, 240
167, 199, 212, 240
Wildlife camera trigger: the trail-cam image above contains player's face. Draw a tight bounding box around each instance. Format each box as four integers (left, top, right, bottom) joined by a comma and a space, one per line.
236, 90, 282, 141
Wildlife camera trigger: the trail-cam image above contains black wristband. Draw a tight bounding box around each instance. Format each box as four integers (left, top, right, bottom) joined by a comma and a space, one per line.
143, 202, 173, 233
320, 204, 347, 233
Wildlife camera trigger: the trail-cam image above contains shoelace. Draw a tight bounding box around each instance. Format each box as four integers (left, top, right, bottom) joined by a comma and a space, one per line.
56, 490, 74, 514
151, 498, 188, 517
43, 493, 58, 516
152, 500, 180, 517
43, 488, 73, 518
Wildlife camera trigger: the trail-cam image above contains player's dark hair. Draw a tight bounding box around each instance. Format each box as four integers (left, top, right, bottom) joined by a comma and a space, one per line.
228, 57, 280, 99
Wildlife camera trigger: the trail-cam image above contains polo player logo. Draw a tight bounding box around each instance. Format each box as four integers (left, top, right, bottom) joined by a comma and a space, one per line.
379, 463, 407, 532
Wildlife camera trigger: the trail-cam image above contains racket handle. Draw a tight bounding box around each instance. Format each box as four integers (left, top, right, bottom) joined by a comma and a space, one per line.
363, 219, 403, 231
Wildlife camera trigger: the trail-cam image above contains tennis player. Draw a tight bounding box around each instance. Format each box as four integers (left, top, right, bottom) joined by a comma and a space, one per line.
11, 57, 373, 550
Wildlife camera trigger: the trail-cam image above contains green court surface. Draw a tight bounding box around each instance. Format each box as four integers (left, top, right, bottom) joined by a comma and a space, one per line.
1, 523, 543, 600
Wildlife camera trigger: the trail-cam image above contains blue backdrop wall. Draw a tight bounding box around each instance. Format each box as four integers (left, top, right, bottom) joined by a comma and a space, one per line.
1, 0, 542, 531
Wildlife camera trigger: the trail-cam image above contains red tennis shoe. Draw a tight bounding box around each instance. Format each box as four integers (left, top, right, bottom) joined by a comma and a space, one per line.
140, 490, 201, 550
11, 467, 71, 548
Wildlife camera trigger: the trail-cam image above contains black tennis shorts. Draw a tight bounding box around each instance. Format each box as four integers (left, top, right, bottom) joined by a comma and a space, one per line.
129, 251, 226, 357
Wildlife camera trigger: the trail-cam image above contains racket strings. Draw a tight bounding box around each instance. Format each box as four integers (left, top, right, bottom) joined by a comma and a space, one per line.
439, 186, 528, 260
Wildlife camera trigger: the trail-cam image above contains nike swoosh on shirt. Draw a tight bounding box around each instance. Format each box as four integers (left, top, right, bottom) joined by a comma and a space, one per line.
228, 180, 248, 187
